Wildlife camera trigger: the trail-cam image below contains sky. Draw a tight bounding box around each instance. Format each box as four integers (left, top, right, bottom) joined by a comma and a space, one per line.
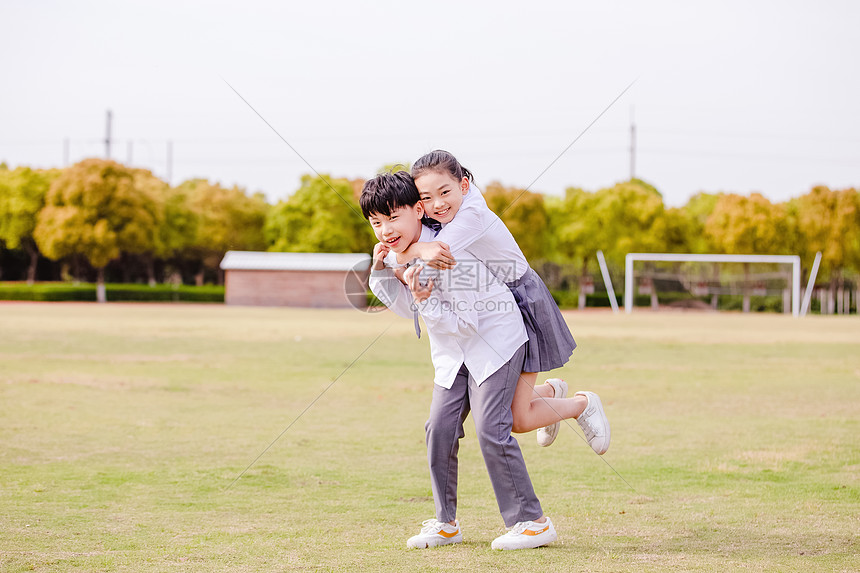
2, 0, 858, 207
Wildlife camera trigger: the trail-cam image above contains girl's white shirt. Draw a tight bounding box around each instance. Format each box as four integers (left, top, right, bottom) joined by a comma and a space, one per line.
382, 183, 529, 282
432, 182, 530, 284
370, 225, 527, 389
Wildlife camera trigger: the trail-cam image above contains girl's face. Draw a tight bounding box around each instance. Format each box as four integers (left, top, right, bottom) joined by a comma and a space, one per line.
368, 203, 425, 253
414, 170, 469, 225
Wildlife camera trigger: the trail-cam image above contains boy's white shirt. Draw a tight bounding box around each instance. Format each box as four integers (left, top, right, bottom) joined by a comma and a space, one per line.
370, 226, 527, 389
432, 182, 530, 284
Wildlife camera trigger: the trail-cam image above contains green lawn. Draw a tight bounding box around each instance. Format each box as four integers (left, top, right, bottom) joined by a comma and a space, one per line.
1, 303, 858, 572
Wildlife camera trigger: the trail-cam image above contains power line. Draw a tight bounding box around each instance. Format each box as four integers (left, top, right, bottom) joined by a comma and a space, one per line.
639, 148, 860, 165
3, 126, 860, 148
641, 127, 860, 144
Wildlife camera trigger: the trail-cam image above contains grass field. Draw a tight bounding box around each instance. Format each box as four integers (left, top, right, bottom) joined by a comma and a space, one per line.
1, 303, 858, 572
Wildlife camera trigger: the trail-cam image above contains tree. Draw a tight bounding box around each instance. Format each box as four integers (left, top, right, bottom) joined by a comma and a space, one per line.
590, 179, 669, 265
0, 166, 60, 284
594, 179, 671, 308
681, 192, 722, 253
34, 159, 160, 302
704, 192, 790, 311
705, 192, 790, 254
180, 179, 269, 285
661, 207, 697, 254
131, 169, 199, 285
482, 182, 549, 261
265, 174, 375, 254
675, 192, 725, 306
789, 186, 860, 310
847, 189, 860, 275
550, 187, 603, 307
551, 179, 670, 307
377, 163, 410, 174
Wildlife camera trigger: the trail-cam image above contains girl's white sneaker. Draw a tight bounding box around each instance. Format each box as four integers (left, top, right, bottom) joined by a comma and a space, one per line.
406, 519, 462, 549
491, 517, 557, 550
537, 378, 568, 447
575, 391, 610, 454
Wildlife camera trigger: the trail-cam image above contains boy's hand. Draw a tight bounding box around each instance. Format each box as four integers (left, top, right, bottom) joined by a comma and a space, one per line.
397, 241, 456, 270
404, 265, 434, 303
372, 242, 390, 271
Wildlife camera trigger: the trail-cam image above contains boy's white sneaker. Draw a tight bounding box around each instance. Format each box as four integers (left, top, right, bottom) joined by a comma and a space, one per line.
536, 378, 568, 447
491, 517, 557, 550
406, 519, 462, 549
575, 391, 610, 454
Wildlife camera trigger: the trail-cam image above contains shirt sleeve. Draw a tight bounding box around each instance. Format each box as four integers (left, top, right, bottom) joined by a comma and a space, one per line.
368, 268, 415, 320
383, 250, 406, 269
430, 194, 486, 252
413, 271, 479, 337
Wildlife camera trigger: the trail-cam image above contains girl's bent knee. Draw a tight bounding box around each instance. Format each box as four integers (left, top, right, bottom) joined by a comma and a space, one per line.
511, 410, 530, 434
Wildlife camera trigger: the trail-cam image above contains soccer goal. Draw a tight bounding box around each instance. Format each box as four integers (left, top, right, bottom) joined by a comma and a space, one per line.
624, 253, 802, 316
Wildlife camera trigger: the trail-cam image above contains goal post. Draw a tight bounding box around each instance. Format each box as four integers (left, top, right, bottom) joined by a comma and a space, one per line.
624, 253, 802, 317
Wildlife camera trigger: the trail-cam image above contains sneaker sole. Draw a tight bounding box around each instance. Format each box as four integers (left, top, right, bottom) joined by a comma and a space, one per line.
580, 391, 610, 455
537, 379, 567, 447
407, 533, 463, 549
491, 530, 558, 550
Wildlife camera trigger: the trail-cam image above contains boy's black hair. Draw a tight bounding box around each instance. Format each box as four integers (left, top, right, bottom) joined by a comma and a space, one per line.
359, 170, 421, 219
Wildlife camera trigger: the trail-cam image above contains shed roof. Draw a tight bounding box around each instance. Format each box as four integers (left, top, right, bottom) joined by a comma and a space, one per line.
220, 251, 371, 272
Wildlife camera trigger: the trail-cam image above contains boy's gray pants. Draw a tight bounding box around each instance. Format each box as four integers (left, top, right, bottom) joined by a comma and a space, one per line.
425, 343, 543, 527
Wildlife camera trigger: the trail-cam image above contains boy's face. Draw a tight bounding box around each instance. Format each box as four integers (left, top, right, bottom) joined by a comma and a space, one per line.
368, 203, 425, 254
414, 170, 469, 225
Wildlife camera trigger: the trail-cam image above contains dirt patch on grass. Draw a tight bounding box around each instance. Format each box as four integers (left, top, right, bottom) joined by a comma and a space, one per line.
398, 496, 433, 503
0, 352, 195, 363
4, 373, 164, 390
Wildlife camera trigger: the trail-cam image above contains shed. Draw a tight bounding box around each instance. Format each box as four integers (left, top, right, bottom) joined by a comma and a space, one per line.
219, 251, 371, 308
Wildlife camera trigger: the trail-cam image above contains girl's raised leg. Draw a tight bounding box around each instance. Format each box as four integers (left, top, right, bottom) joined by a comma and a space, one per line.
510, 371, 586, 434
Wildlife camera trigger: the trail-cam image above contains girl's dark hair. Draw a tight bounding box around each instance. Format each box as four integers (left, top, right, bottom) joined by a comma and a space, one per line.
411, 150, 473, 183
359, 170, 420, 219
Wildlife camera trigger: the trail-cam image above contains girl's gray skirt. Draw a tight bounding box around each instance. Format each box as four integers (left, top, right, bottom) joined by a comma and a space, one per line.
506, 267, 576, 373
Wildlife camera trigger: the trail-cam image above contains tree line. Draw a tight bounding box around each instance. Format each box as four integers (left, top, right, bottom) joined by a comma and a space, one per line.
0, 158, 858, 303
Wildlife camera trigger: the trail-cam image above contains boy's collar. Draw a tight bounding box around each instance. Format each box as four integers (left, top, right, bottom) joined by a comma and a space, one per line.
421, 216, 442, 232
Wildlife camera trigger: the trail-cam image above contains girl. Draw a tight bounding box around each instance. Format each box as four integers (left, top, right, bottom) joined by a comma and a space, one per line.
396, 150, 610, 454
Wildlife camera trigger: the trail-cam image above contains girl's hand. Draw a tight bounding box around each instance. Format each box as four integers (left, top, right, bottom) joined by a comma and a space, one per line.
420, 241, 456, 270
404, 265, 434, 303
372, 242, 390, 271
398, 241, 456, 269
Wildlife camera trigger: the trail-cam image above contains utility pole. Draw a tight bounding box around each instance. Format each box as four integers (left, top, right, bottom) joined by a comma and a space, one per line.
166, 140, 173, 184
629, 105, 636, 180
105, 109, 113, 159
63, 138, 70, 166
127, 140, 133, 165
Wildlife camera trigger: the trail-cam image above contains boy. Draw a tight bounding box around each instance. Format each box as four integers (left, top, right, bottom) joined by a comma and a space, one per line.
361, 170, 556, 550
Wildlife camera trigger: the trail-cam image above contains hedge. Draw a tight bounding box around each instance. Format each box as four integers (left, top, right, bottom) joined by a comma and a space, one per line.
550, 290, 795, 312
0, 283, 225, 303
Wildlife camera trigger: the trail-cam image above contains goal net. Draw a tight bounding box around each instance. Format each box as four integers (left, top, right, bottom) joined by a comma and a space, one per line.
623, 253, 802, 316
